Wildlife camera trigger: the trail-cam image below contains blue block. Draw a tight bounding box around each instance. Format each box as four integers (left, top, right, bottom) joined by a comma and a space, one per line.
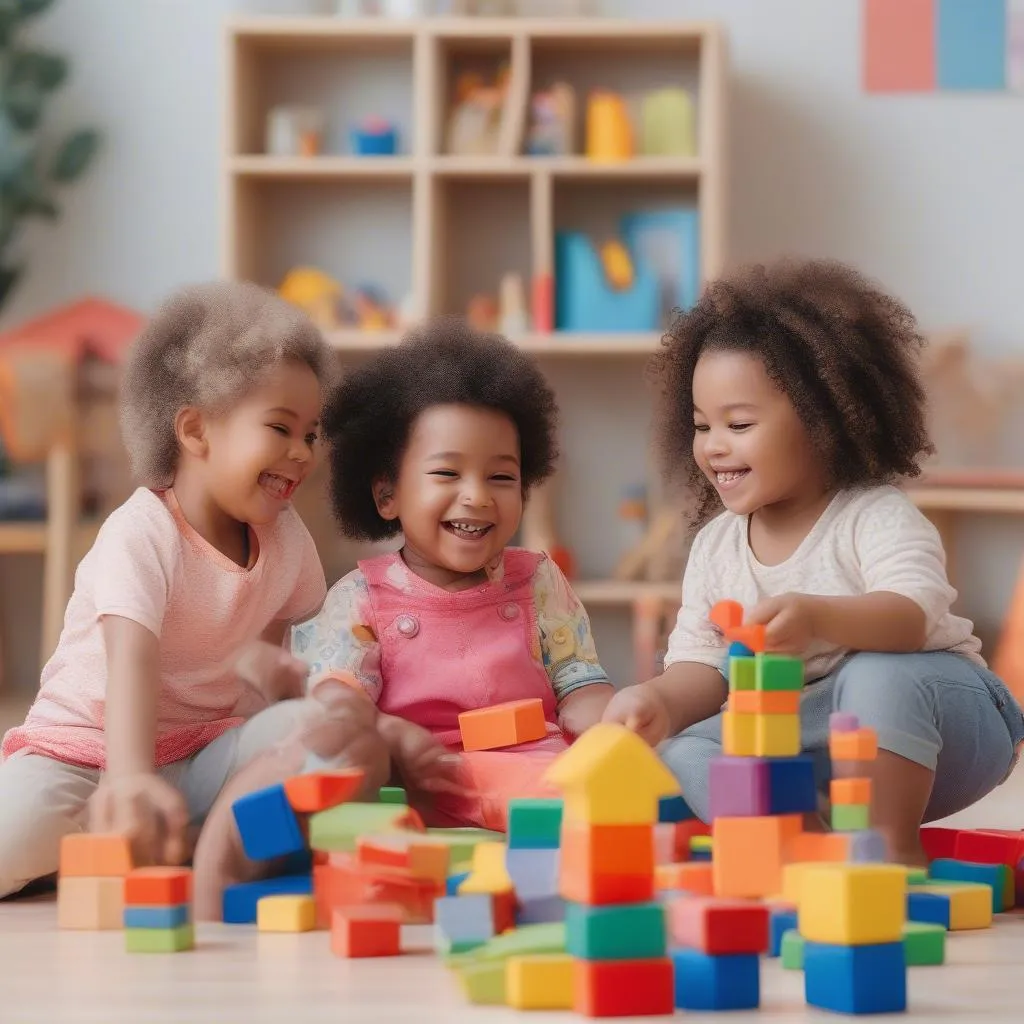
937, 0, 1006, 90
505, 848, 560, 900
446, 871, 470, 896
671, 949, 759, 1011
222, 873, 312, 925
929, 858, 1004, 913
124, 903, 190, 930
727, 640, 754, 658
690, 848, 712, 863
517, 895, 567, 925
907, 891, 950, 929
231, 784, 305, 862
804, 941, 906, 1015
769, 908, 798, 958
435, 894, 495, 944
658, 795, 697, 823
766, 755, 817, 815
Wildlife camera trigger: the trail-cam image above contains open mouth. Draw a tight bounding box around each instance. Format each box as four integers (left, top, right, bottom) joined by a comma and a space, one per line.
713, 469, 750, 491
259, 472, 298, 501
443, 520, 494, 541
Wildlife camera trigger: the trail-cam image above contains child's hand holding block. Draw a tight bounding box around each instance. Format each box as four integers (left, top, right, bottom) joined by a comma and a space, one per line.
459, 698, 548, 752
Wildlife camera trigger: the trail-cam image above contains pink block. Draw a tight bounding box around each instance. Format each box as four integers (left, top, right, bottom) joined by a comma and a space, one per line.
668, 896, 770, 955
708, 757, 769, 819
863, 0, 936, 93
653, 824, 676, 866
829, 712, 860, 733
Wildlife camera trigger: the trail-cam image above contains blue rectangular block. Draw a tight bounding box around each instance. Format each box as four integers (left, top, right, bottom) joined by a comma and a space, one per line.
124, 903, 190, 930
768, 907, 798, 958
505, 847, 559, 900
690, 848, 712, 863
929, 858, 1005, 913
907, 891, 951, 929
804, 940, 906, 1015
222, 873, 312, 925
231, 784, 305, 862
658, 795, 697, 823
937, 0, 1006, 90
766, 755, 817, 815
434, 894, 495, 944
671, 949, 760, 1011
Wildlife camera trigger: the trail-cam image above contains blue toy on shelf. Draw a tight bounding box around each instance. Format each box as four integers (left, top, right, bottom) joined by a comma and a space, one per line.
350, 117, 398, 156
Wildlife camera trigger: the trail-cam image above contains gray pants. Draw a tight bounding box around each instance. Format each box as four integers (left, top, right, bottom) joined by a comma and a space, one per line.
660, 651, 1024, 824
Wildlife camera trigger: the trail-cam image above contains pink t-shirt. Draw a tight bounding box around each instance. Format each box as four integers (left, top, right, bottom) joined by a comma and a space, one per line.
1, 487, 326, 769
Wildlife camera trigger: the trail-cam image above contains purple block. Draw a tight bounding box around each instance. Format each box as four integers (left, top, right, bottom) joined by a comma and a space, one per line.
709, 756, 769, 818
516, 895, 566, 924
848, 829, 888, 863
829, 712, 860, 733
505, 848, 559, 900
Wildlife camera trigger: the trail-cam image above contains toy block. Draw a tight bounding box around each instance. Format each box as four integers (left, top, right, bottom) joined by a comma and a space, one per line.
847, 828, 888, 863
125, 923, 195, 953
829, 711, 860, 732
928, 858, 1012, 912
831, 777, 872, 805
356, 835, 410, 871
565, 901, 666, 961
755, 653, 803, 691
722, 711, 756, 756
408, 841, 451, 885
257, 893, 317, 932
672, 819, 711, 860
124, 903, 190, 930
729, 689, 800, 714
378, 786, 408, 804
653, 823, 676, 865
668, 897, 769, 955
906, 867, 929, 885
315, 856, 437, 926
797, 864, 906, 945
803, 940, 906, 1015
709, 756, 769, 817
769, 906, 798, 957
424, 826, 505, 862
754, 712, 800, 757
458, 841, 514, 895
710, 599, 743, 632
517, 895, 566, 924
670, 949, 760, 1011
831, 802, 870, 831
657, 794, 696, 823
456, 960, 507, 1005
506, 847, 559, 900
903, 920, 945, 966
766, 755, 818, 815
449, 921, 567, 966
728, 656, 756, 692
57, 876, 124, 930
828, 727, 878, 762
906, 890, 949, 928
309, 802, 421, 852
506, 953, 574, 1010
909, 882, 992, 930
780, 929, 804, 969
560, 824, 655, 905
447, 870, 470, 895
58, 833, 132, 878
492, 889, 517, 934
544, 723, 680, 827
434, 894, 495, 944
507, 798, 563, 848
283, 768, 364, 812
331, 904, 402, 957
458, 698, 547, 752
712, 814, 802, 899
954, 828, 1024, 867
727, 639, 754, 658
572, 957, 674, 1017
785, 833, 851, 870
223, 873, 311, 924
125, 867, 192, 907
232, 784, 305, 861
656, 862, 714, 896
728, 624, 766, 652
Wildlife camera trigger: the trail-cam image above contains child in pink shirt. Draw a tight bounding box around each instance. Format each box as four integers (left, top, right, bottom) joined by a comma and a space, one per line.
0, 281, 362, 899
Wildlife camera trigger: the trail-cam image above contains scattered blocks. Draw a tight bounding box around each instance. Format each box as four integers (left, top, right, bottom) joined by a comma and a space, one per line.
459, 698, 547, 752
232, 784, 305, 861
506, 953, 574, 1010
803, 940, 906, 1015
907, 882, 992, 930
257, 893, 317, 932
457, 959, 507, 1004
308, 802, 422, 852
928, 858, 1013, 912
283, 769, 364, 812
223, 874, 312, 925
670, 948, 760, 1011
505, 847, 559, 901
331, 904, 402, 957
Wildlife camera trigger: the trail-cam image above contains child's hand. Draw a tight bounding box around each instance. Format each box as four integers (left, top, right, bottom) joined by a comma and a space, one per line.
89, 772, 190, 867
300, 677, 390, 781
233, 641, 309, 703
601, 683, 671, 747
747, 593, 817, 655
377, 715, 465, 796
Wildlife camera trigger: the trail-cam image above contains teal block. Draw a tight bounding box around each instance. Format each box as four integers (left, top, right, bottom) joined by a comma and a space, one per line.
729, 656, 756, 692
507, 798, 563, 849
937, 0, 1006, 91
755, 654, 803, 692
566, 901, 665, 961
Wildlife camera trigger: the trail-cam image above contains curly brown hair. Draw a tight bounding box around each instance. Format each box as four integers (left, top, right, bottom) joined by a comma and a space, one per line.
651, 258, 935, 524
323, 317, 559, 541
119, 280, 333, 488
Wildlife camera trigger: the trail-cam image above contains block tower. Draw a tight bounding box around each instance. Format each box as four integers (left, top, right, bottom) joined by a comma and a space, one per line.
124, 867, 194, 953
57, 833, 133, 930
545, 722, 679, 1018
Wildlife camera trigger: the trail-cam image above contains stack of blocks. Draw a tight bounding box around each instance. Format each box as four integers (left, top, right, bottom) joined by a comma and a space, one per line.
505, 798, 565, 924
828, 713, 878, 832
124, 867, 194, 953
57, 833, 133, 930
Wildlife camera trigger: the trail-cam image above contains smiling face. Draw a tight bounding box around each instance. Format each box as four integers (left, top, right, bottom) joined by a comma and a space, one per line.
691, 348, 826, 518
374, 403, 524, 588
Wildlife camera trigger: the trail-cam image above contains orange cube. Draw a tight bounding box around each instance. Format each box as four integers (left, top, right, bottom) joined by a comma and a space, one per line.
830, 777, 872, 805
330, 905, 402, 958
829, 727, 878, 762
458, 698, 547, 751
656, 862, 714, 896
284, 769, 364, 812
59, 833, 132, 878
712, 815, 802, 899
727, 624, 766, 652
728, 690, 801, 715
710, 600, 743, 632
561, 824, 653, 876
124, 867, 191, 906
785, 831, 852, 864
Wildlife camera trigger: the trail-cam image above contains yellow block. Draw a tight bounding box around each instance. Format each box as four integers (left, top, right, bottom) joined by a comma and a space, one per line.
458, 842, 514, 895
798, 864, 906, 945
257, 894, 317, 932
506, 954, 574, 1010
911, 883, 993, 931
722, 711, 756, 757
754, 713, 800, 757
781, 862, 826, 906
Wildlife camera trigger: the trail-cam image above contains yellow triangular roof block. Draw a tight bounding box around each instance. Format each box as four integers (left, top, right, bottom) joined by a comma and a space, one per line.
544, 723, 680, 825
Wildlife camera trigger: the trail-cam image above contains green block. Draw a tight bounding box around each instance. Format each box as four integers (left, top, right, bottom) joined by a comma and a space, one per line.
906, 868, 929, 886
126, 923, 194, 953
377, 786, 408, 805
309, 803, 412, 851
457, 960, 506, 1005
425, 827, 506, 864
448, 924, 566, 969
440, 938, 486, 963
729, 656, 756, 692
566, 902, 665, 961
507, 798, 563, 849
831, 803, 870, 832
780, 929, 804, 970
999, 864, 1015, 911
756, 654, 804, 691
902, 921, 945, 966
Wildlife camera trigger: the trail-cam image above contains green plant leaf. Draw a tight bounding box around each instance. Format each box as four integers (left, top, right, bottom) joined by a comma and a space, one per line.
8, 50, 67, 90
18, 0, 55, 18
3, 82, 44, 131
50, 129, 98, 182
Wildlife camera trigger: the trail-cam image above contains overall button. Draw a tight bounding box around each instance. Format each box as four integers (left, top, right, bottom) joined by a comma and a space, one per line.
499, 602, 520, 621
394, 614, 419, 638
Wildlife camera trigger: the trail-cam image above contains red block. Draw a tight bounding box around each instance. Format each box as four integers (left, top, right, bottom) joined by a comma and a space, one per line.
953, 829, 1024, 867
331, 905, 402, 958
573, 958, 674, 1017
668, 897, 769, 955
124, 867, 191, 907
672, 820, 711, 861
493, 890, 517, 935
314, 855, 438, 927
921, 827, 961, 862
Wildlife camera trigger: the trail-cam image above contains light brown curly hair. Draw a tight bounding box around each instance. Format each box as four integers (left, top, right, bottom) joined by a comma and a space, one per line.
651, 258, 935, 525
119, 280, 332, 487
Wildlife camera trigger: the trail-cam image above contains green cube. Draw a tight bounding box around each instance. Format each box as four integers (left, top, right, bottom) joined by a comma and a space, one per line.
309, 803, 412, 851
377, 786, 408, 805
902, 921, 945, 966
906, 868, 929, 886
566, 902, 665, 961
126, 923, 194, 953
507, 798, 563, 849
831, 803, 870, 831
756, 654, 803, 691
457, 960, 506, 1005
780, 929, 804, 970
729, 656, 756, 692
440, 938, 486, 962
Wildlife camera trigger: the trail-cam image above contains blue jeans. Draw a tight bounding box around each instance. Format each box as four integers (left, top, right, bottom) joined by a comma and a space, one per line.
659, 651, 1024, 824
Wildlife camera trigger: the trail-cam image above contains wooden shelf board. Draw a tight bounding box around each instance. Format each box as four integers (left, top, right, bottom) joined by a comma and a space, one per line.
432, 155, 702, 180
325, 330, 663, 356
0, 521, 47, 554
907, 486, 1024, 515
572, 579, 682, 606
229, 156, 416, 180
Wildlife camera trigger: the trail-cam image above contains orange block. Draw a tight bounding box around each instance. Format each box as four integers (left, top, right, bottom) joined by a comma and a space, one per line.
124, 867, 191, 906
785, 831, 852, 864
57, 876, 124, 930
830, 777, 872, 806
829, 728, 878, 762
59, 833, 133, 878
283, 769, 364, 812
330, 905, 402, 958
727, 624, 766, 652
314, 856, 437, 927
710, 600, 743, 632
728, 690, 800, 715
561, 870, 655, 906
357, 836, 411, 872
408, 842, 451, 885
656, 862, 714, 896
561, 824, 653, 876
712, 815, 802, 899
458, 698, 547, 751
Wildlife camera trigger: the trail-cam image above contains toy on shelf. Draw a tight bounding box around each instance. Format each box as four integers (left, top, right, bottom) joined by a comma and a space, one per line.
349, 115, 399, 156
465, 271, 531, 334
266, 105, 324, 158
585, 91, 634, 161
278, 267, 397, 332
524, 82, 576, 156
641, 87, 696, 157
446, 67, 509, 156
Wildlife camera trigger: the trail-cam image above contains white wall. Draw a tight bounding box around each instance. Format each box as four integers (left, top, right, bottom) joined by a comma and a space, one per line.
2, 0, 1022, 691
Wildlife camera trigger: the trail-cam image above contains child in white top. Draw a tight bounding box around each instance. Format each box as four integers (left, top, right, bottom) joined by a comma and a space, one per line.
0, 282, 358, 899
603, 259, 1024, 864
